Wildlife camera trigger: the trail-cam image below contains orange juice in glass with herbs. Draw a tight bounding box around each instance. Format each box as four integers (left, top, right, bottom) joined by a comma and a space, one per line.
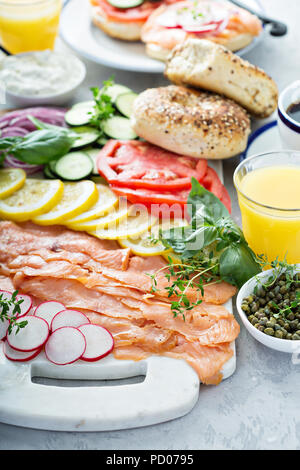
234, 151, 300, 265
0, 0, 62, 54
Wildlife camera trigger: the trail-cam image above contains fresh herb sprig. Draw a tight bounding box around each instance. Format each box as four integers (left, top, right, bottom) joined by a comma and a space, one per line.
149, 178, 261, 319
89, 77, 116, 137
254, 256, 300, 320
0, 291, 28, 335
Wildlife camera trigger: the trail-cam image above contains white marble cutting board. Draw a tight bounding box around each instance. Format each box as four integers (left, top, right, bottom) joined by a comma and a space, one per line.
0, 300, 236, 432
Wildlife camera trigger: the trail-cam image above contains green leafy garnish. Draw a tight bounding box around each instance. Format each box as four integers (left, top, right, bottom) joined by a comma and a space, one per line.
0, 291, 28, 335
149, 178, 261, 318
0, 119, 77, 165
89, 77, 116, 137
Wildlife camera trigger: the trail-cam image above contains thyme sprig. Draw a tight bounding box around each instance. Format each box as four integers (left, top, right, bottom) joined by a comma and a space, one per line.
0, 291, 27, 335
147, 257, 221, 320
254, 255, 300, 320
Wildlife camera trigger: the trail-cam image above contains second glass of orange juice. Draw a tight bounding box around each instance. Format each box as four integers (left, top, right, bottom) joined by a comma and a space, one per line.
0, 0, 62, 54
234, 151, 300, 265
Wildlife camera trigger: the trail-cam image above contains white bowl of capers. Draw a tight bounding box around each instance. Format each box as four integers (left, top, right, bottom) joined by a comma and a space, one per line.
236, 263, 300, 353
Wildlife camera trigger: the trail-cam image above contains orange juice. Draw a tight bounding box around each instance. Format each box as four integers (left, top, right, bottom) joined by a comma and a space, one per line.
235, 163, 300, 264
0, 0, 62, 54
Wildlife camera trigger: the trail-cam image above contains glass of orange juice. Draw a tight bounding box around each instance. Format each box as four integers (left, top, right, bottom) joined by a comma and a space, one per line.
234, 151, 300, 264
0, 0, 62, 54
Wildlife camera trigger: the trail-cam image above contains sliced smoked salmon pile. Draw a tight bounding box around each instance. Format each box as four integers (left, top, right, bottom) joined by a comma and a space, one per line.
0, 221, 239, 384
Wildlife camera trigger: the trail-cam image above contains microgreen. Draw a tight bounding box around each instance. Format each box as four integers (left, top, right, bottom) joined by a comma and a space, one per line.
89, 77, 116, 136
0, 291, 28, 335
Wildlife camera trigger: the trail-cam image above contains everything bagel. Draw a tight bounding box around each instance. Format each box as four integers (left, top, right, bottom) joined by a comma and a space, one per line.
131, 85, 251, 160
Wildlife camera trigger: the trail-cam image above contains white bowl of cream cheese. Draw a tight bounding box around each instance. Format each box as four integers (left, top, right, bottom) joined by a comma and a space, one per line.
0, 50, 86, 107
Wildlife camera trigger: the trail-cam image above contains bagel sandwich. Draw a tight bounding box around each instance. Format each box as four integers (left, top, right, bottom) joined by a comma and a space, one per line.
141, 0, 262, 61
131, 85, 251, 160
90, 0, 181, 41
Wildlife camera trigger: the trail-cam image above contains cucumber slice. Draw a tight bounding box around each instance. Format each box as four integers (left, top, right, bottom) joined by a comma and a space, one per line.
115, 92, 138, 118
44, 164, 57, 179
71, 126, 100, 148
101, 83, 132, 102
102, 116, 138, 140
55, 152, 93, 181
48, 160, 58, 175
85, 148, 102, 175
65, 101, 95, 127
106, 0, 144, 8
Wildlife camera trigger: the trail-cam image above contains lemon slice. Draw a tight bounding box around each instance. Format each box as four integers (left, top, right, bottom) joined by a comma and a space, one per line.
65, 184, 118, 226
89, 206, 157, 240
0, 178, 63, 222
33, 180, 98, 225
68, 202, 130, 231
119, 217, 189, 256
0, 168, 26, 199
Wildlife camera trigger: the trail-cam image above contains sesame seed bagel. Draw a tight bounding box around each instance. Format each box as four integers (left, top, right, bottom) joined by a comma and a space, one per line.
131, 85, 251, 160
165, 39, 278, 118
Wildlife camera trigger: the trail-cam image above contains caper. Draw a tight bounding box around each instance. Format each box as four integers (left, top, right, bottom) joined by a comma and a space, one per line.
275, 330, 284, 339
292, 333, 300, 341
251, 317, 258, 326
287, 312, 295, 321
264, 328, 275, 336
255, 324, 265, 332
248, 315, 255, 323
241, 304, 250, 313
289, 320, 299, 330
246, 295, 254, 304
251, 302, 259, 313
286, 333, 293, 340
280, 285, 287, 294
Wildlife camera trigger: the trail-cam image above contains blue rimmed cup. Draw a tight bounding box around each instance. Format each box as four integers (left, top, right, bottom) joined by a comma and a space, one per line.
277, 80, 300, 150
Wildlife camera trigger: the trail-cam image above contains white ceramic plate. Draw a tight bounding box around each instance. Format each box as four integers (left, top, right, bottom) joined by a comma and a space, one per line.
60, 0, 266, 73
239, 120, 282, 162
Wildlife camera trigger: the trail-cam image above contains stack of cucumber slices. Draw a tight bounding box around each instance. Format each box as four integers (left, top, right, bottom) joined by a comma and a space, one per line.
44, 84, 138, 182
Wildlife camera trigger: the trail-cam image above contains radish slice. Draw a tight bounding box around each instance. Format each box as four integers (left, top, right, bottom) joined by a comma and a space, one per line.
7, 315, 49, 352
51, 309, 90, 332
34, 301, 65, 327
45, 326, 86, 365
78, 324, 114, 362
0, 318, 9, 341
3, 342, 42, 362
16, 294, 32, 318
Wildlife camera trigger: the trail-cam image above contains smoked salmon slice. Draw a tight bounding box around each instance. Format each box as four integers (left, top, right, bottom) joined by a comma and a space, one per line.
0, 221, 240, 384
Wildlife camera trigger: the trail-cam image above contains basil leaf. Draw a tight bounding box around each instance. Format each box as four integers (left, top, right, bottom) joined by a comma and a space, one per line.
10, 129, 76, 165
181, 225, 218, 258
219, 243, 261, 288
188, 177, 229, 223
0, 136, 22, 149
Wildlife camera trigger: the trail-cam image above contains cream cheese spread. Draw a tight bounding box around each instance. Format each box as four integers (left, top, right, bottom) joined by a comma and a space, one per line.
0, 50, 84, 97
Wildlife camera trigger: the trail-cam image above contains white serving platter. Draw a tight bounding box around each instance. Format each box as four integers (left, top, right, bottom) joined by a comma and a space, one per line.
60, 0, 266, 74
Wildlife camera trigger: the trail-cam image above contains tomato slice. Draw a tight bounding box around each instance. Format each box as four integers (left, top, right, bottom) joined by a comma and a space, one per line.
111, 166, 231, 214
97, 140, 208, 191
91, 0, 179, 23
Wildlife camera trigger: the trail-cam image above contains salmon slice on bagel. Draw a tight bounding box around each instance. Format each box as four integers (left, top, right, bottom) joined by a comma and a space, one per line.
141, 0, 262, 61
